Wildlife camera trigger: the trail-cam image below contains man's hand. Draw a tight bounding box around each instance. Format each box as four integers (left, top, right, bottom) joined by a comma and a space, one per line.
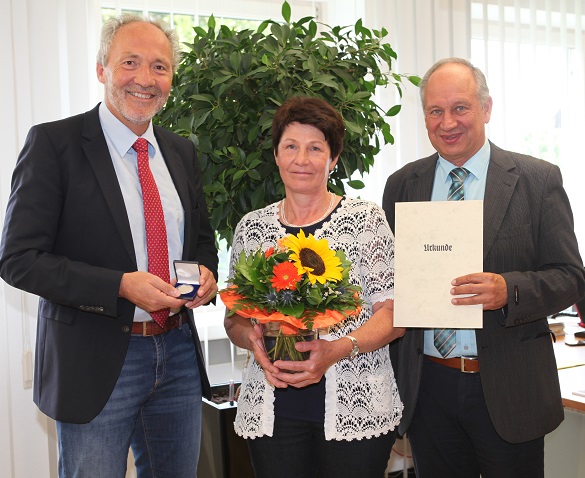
451, 272, 508, 310
119, 271, 185, 312
185, 265, 218, 309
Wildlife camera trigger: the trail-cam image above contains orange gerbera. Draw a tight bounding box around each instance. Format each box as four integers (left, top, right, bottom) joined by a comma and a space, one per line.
270, 261, 302, 291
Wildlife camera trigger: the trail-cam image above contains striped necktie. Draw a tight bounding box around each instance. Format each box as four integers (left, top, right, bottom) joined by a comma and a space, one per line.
433, 167, 470, 357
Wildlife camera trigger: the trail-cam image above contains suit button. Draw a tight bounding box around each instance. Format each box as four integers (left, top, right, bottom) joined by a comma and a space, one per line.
122, 325, 130, 333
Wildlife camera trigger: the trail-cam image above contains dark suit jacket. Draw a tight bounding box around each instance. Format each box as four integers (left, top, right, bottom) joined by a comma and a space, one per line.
382, 142, 585, 443
0, 104, 218, 424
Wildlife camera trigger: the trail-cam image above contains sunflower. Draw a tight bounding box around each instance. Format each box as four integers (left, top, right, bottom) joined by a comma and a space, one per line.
283, 230, 343, 284
271, 261, 302, 291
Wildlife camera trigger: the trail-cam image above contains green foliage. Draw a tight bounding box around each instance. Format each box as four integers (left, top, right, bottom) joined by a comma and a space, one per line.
156, 1, 418, 245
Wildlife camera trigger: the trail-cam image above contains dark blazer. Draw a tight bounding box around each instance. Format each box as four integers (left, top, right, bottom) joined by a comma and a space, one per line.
0, 104, 219, 424
382, 142, 585, 443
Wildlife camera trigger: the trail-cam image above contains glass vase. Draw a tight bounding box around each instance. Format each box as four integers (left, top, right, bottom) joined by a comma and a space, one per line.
262, 321, 318, 362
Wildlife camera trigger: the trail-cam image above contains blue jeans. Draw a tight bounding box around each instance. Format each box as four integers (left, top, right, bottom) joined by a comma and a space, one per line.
57, 323, 202, 478
247, 416, 396, 478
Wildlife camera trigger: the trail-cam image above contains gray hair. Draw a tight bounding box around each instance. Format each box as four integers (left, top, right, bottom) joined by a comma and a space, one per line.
96, 14, 182, 73
419, 57, 490, 110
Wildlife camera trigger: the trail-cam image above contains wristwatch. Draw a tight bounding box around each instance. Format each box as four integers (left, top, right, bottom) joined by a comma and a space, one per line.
345, 335, 359, 360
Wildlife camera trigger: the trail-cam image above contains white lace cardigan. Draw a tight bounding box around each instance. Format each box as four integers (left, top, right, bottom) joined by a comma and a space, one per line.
228, 197, 403, 441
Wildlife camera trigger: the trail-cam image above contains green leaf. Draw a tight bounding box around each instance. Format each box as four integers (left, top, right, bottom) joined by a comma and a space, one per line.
189, 94, 214, 103
204, 183, 227, 194
233, 169, 246, 181
247, 169, 262, 180
211, 75, 232, 88
307, 55, 318, 78
409, 75, 422, 86
250, 183, 266, 209
271, 23, 285, 45
279, 302, 304, 318
192, 110, 212, 130
193, 26, 207, 37
282, 1, 292, 23
177, 116, 193, 132
347, 179, 365, 189
387, 104, 401, 116
344, 120, 362, 135
230, 51, 241, 72
313, 74, 338, 88
381, 123, 394, 144
308, 20, 317, 38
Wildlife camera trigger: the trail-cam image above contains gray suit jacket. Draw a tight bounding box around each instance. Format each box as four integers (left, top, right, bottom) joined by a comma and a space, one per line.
0, 104, 219, 423
382, 141, 585, 443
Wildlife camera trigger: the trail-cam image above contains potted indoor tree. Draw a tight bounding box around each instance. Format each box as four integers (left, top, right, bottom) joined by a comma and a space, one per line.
156, 1, 419, 245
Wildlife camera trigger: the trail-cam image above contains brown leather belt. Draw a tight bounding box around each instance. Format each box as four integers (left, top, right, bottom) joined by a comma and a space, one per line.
425, 355, 479, 373
132, 310, 189, 336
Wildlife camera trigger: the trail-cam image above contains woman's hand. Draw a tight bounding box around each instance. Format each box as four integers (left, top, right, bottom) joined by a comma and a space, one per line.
249, 324, 291, 389
270, 337, 349, 388
224, 314, 289, 388
269, 298, 405, 388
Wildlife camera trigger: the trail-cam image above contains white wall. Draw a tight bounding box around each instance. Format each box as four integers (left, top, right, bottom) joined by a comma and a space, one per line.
0, 1, 101, 476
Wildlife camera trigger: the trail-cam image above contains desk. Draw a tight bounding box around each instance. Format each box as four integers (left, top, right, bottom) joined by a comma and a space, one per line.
553, 334, 585, 412
558, 366, 585, 412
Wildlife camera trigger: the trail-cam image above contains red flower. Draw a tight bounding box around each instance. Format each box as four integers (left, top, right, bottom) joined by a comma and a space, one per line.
265, 247, 275, 258
270, 262, 302, 291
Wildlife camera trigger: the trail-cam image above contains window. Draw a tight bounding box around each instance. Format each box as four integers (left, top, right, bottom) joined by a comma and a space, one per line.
471, 1, 585, 251
101, 1, 321, 47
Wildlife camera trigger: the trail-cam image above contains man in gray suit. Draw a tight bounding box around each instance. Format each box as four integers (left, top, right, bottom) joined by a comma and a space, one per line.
382, 57, 585, 477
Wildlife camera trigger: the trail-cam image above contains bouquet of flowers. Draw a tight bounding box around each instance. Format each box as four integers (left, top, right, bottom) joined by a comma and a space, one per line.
220, 230, 362, 361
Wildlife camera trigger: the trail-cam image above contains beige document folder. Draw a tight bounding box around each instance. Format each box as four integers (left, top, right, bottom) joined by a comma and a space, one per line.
394, 200, 483, 328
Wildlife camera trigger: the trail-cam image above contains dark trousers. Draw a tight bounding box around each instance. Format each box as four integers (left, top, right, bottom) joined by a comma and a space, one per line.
408, 358, 544, 478
247, 416, 396, 478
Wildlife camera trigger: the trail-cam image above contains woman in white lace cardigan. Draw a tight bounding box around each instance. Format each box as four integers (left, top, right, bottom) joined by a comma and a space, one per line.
224, 96, 405, 478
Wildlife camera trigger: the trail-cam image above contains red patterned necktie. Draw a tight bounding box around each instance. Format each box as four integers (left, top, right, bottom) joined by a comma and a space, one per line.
132, 138, 170, 327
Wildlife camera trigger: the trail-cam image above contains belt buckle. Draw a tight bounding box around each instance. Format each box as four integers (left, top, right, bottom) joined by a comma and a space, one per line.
142, 322, 149, 336
460, 355, 478, 373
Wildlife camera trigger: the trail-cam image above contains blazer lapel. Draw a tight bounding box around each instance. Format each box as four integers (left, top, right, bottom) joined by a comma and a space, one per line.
483, 142, 518, 260
404, 155, 437, 201
82, 105, 136, 266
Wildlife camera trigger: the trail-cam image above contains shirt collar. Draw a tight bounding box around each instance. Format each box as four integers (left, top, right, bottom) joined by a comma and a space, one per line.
98, 102, 157, 156
436, 140, 491, 183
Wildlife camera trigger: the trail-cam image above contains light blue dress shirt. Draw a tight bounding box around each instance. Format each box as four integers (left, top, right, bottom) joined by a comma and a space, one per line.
423, 140, 490, 358
98, 103, 185, 322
